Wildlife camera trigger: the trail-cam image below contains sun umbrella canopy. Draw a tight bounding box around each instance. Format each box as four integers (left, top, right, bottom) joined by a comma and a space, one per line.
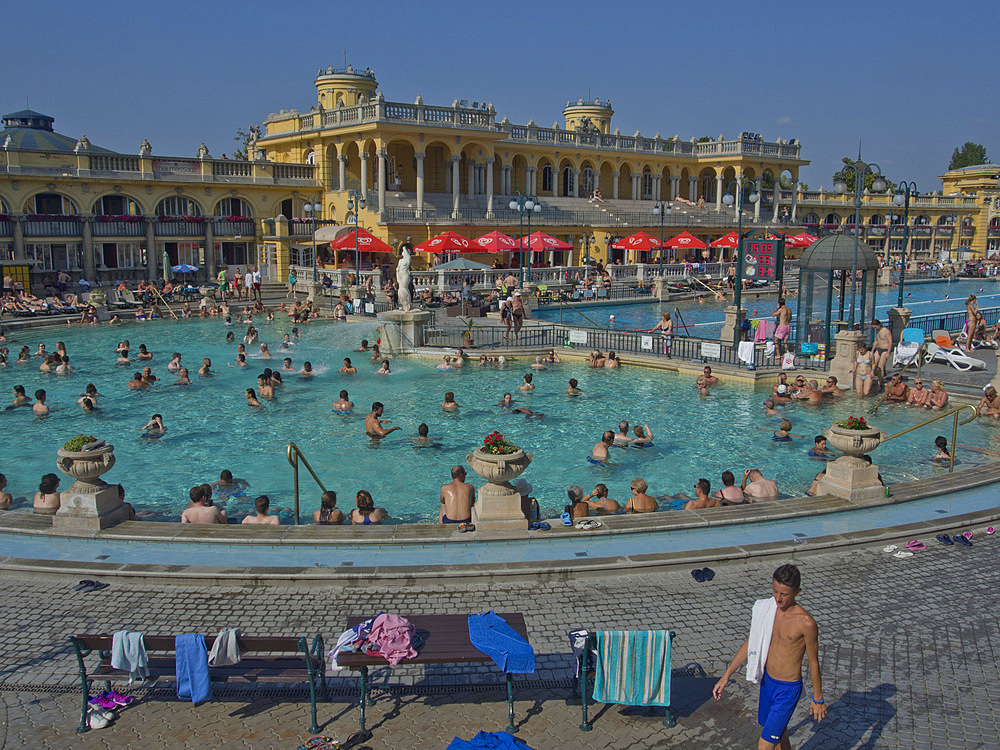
710, 232, 740, 249
329, 227, 395, 253
787, 232, 818, 248
432, 257, 493, 271
664, 231, 706, 250
171, 264, 199, 273
472, 231, 518, 252
415, 231, 473, 253
519, 231, 572, 251
611, 231, 662, 251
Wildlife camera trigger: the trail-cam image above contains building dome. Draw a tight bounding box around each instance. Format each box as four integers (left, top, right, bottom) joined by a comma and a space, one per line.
0, 110, 115, 153
798, 233, 879, 271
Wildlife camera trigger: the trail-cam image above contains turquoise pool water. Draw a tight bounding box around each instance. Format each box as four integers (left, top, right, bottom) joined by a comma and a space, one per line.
1, 316, 996, 524
536, 278, 1000, 336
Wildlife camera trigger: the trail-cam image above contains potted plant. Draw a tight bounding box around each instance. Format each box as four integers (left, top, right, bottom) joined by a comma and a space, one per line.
466, 431, 532, 485
459, 317, 480, 347
88, 289, 107, 307
56, 436, 116, 488
824, 416, 884, 458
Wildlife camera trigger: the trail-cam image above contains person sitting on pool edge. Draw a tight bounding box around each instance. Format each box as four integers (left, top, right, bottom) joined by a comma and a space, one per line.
181, 484, 227, 524
584, 483, 620, 515
351, 490, 387, 525
675, 478, 719, 511
242, 495, 280, 525
565, 485, 590, 519
713, 471, 746, 505
440, 465, 474, 524
624, 478, 657, 513
33, 472, 61, 514
314, 490, 344, 525
742, 468, 779, 501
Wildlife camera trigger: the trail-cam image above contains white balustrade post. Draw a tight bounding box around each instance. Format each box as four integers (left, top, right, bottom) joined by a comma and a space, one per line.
716, 174, 723, 212
486, 157, 495, 218
415, 151, 425, 218
791, 180, 799, 221
377, 148, 387, 214
360, 151, 369, 196
451, 156, 461, 218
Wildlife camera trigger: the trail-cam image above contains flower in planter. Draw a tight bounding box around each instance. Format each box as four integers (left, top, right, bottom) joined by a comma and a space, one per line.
836, 416, 870, 430
482, 430, 520, 455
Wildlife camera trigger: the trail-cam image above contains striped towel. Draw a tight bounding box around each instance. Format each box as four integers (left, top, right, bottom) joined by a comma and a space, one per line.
593, 630, 672, 707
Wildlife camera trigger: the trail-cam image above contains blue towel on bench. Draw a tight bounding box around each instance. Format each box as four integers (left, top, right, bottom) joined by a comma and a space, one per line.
447, 731, 535, 749
175, 634, 211, 704
593, 630, 672, 707
468, 611, 535, 674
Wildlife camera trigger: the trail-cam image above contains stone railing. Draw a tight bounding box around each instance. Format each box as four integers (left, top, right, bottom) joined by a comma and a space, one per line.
22, 218, 82, 237
92, 219, 146, 237
213, 219, 255, 236
91, 155, 141, 172
213, 161, 253, 177
154, 220, 206, 237
274, 163, 315, 180
789, 190, 980, 208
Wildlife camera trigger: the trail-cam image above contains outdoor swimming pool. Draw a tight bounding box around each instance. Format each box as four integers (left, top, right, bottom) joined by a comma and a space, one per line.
536, 278, 1000, 337
1, 316, 996, 524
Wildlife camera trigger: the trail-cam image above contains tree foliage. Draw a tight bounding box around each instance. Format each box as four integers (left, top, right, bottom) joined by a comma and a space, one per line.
948, 142, 989, 170
232, 128, 253, 160
761, 173, 809, 192
832, 157, 896, 194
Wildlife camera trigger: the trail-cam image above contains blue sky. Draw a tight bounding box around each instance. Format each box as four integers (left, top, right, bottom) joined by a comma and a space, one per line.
6, 0, 997, 191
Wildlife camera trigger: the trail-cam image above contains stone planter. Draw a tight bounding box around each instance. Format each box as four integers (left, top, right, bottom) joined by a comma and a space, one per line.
466, 447, 533, 531
824, 425, 884, 458
53, 443, 129, 531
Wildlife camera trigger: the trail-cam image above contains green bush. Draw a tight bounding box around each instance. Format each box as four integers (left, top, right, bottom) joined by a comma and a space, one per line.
63, 435, 97, 452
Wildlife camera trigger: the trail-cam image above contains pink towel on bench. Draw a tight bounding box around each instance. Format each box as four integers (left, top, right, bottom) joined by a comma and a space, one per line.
368, 614, 417, 665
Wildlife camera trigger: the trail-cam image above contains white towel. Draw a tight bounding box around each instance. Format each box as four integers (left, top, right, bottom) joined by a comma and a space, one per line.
207, 627, 241, 667
765, 341, 775, 358
745, 597, 778, 684
737, 341, 756, 365
111, 630, 149, 683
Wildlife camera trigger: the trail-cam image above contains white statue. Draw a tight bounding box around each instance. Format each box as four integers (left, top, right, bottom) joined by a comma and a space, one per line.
396, 247, 412, 312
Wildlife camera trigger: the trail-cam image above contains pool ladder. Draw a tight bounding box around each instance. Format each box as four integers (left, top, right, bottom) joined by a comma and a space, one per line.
286, 442, 328, 524
879, 404, 979, 473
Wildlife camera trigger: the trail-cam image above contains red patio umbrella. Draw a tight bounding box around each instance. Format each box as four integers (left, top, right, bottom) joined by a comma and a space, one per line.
709, 231, 740, 249
663, 231, 707, 250
328, 227, 395, 254
610, 231, 662, 251
519, 231, 572, 251
472, 231, 518, 252
415, 231, 473, 253
788, 232, 817, 248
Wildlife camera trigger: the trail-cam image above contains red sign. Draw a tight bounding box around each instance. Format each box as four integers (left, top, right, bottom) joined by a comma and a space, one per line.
743, 239, 778, 280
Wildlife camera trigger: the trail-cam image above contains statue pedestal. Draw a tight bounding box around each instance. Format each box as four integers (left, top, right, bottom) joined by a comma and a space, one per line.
886, 307, 911, 349
817, 456, 885, 502
652, 277, 670, 302
719, 305, 746, 344
378, 309, 433, 352
303, 281, 324, 303
828, 330, 865, 389
53, 481, 131, 531
471, 484, 527, 531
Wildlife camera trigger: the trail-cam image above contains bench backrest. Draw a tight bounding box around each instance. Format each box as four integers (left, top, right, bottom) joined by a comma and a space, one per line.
73, 634, 307, 655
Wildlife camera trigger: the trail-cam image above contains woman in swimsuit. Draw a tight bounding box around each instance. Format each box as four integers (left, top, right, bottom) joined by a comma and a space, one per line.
963, 295, 979, 353
850, 342, 874, 397
350, 490, 387, 525
977, 386, 1000, 418
313, 490, 344, 525
650, 312, 673, 356
926, 380, 949, 410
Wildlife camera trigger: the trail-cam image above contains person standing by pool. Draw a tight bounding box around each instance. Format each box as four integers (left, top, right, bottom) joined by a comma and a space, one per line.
252, 266, 262, 303
439, 465, 474, 524
650, 312, 674, 357
217, 268, 229, 300
963, 294, 979, 353
366, 402, 400, 438
511, 292, 526, 340
871, 320, 893, 376
772, 298, 792, 357
713, 564, 826, 749
850, 342, 874, 397
351, 490, 387, 525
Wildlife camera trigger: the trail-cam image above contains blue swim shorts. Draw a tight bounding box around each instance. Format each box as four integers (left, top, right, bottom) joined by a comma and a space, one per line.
758, 671, 802, 744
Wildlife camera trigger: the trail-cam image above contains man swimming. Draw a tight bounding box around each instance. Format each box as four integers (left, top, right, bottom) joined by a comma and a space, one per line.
564, 378, 582, 396
365, 401, 400, 438
175, 367, 192, 385
199, 358, 213, 377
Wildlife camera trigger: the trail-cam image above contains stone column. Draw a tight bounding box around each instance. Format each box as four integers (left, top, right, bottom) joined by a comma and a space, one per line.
359, 152, 369, 196
688, 177, 698, 202
653, 175, 661, 201
716, 174, 724, 212
531, 166, 538, 195
205, 217, 216, 281
81, 217, 95, 280
451, 155, 461, 218
524, 165, 531, 194
338, 154, 347, 192
671, 176, 681, 202
753, 179, 762, 221
719, 305, 747, 343
791, 180, 799, 221
467, 159, 476, 200
553, 167, 561, 197
377, 148, 387, 213
12, 217, 25, 261
145, 218, 158, 282
612, 171, 620, 199
630, 174, 639, 200
572, 168, 580, 198
415, 151, 425, 218
772, 171, 781, 221
486, 157, 495, 218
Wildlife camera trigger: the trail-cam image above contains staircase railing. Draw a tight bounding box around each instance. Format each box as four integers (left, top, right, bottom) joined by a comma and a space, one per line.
286, 441, 328, 524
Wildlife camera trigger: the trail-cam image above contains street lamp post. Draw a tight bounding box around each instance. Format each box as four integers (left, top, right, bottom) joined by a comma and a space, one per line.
346, 193, 367, 287
302, 197, 321, 282
893, 181, 918, 309
653, 201, 672, 275
582, 233, 596, 280
509, 191, 541, 286
722, 179, 760, 326
834, 156, 887, 328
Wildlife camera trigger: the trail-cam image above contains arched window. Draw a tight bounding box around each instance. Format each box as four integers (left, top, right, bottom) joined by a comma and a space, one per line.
823, 213, 841, 225
990, 217, 1000, 229
889, 213, 904, 225
803, 212, 819, 224
305, 150, 316, 165
30, 193, 78, 215
155, 196, 203, 217
93, 195, 142, 216
0, 197, 9, 214
214, 197, 254, 219
939, 215, 956, 226
642, 170, 653, 199
581, 167, 596, 196
914, 214, 930, 225
541, 165, 554, 193
868, 214, 885, 225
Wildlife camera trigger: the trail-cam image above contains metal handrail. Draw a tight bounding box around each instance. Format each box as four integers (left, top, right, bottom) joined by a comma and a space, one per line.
286, 441, 328, 524
880, 404, 979, 473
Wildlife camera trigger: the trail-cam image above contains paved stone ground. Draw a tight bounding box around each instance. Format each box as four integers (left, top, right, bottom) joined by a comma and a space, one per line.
0, 530, 997, 749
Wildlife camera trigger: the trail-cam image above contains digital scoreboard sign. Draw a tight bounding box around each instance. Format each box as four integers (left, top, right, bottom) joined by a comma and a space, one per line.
742, 239, 779, 280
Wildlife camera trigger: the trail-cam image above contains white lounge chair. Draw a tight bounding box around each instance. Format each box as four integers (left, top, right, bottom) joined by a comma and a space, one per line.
892, 327, 925, 368
923, 342, 986, 371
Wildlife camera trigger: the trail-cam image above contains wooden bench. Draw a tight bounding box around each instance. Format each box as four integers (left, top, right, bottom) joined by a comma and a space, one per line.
337, 613, 529, 734
67, 633, 326, 734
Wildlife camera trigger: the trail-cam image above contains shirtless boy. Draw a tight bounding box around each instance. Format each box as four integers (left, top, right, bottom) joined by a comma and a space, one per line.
242, 495, 280, 525
365, 401, 400, 438
180, 485, 227, 524
439, 465, 474, 524
713, 564, 825, 749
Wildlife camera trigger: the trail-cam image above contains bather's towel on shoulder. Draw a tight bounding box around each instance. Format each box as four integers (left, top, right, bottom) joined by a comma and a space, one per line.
468, 611, 535, 674
746, 597, 778, 684
447, 731, 535, 749
111, 630, 149, 683
207, 627, 241, 667
175, 634, 211, 703
593, 630, 672, 707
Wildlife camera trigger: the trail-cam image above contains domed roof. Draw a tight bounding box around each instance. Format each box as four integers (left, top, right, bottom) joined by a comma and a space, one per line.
0, 110, 115, 154
798, 233, 880, 271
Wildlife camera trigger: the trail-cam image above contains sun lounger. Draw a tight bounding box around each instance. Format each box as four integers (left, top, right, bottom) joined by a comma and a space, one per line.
923, 342, 986, 371
892, 327, 926, 368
